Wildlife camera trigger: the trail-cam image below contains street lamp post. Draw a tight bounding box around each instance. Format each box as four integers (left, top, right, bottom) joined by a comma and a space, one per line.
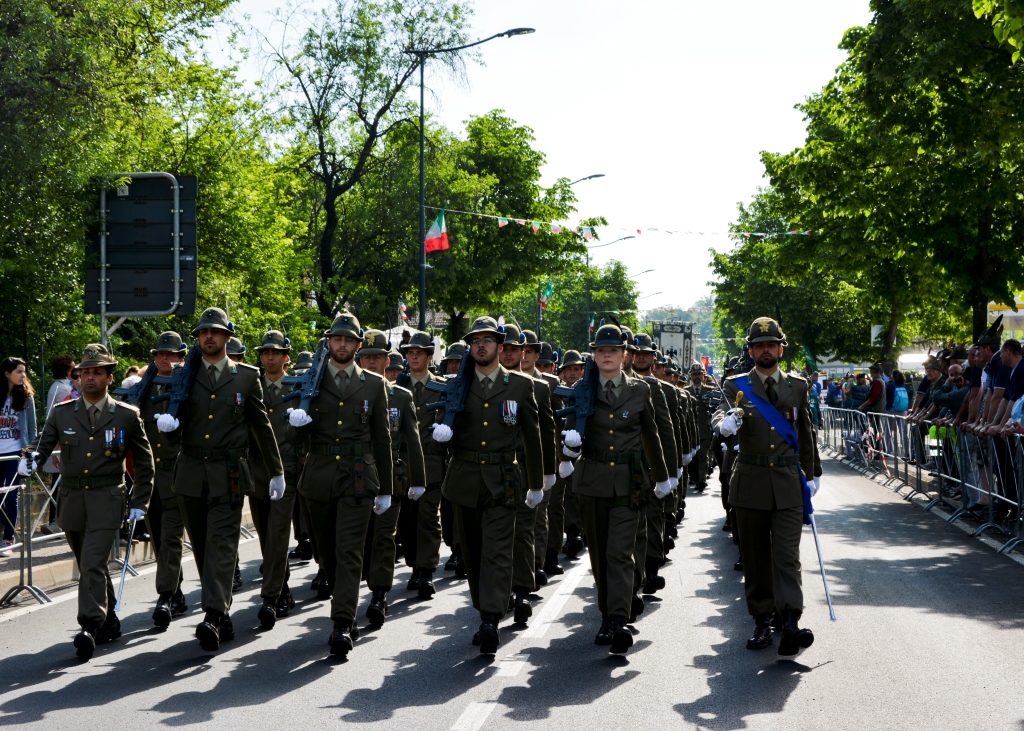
406, 27, 535, 330
584, 234, 635, 346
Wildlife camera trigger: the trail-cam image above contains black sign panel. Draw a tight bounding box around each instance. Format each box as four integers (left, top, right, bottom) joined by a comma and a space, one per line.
85, 175, 198, 316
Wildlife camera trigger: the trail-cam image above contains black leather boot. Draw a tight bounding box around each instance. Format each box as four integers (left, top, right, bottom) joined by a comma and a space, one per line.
366, 589, 388, 626
594, 615, 612, 645
564, 527, 584, 558
543, 548, 564, 575
513, 588, 532, 624
196, 610, 223, 651
258, 602, 278, 629
232, 562, 243, 593
477, 613, 500, 655
406, 568, 421, 592
642, 559, 666, 595
418, 570, 436, 599
96, 612, 121, 644
329, 620, 354, 657
170, 588, 188, 617
74, 624, 97, 660
778, 609, 814, 656
609, 615, 633, 654
153, 593, 173, 629
276, 584, 296, 616
629, 592, 645, 623
746, 612, 774, 650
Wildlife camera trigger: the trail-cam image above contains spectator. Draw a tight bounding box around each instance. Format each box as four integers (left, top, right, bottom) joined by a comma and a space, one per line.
39, 354, 76, 534
124, 365, 140, 378
810, 371, 821, 400
826, 377, 843, 407
0, 357, 37, 556
859, 365, 887, 414
890, 371, 910, 417
930, 364, 970, 422
908, 358, 945, 423
847, 373, 871, 410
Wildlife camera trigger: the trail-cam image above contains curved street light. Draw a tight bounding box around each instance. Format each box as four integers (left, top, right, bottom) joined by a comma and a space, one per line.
569, 174, 605, 186
405, 27, 536, 329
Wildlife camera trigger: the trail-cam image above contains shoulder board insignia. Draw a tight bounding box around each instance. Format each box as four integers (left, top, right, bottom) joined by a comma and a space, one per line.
230, 364, 238, 374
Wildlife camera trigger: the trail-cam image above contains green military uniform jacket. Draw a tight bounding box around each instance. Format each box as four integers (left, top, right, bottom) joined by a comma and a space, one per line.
36, 394, 155, 529
288, 363, 393, 500
387, 382, 426, 494
638, 376, 680, 475
140, 382, 181, 484
442, 365, 543, 507
408, 372, 446, 485
568, 375, 669, 499
252, 373, 300, 494
528, 374, 558, 476
712, 370, 815, 510
173, 360, 282, 498
674, 385, 696, 455
685, 382, 716, 440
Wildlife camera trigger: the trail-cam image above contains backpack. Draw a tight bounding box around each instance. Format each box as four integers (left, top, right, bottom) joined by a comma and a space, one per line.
892, 386, 909, 412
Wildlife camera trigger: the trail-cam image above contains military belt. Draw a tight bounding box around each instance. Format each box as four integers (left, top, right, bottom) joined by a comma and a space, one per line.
453, 449, 518, 466
154, 460, 176, 472
62, 474, 124, 490
581, 447, 643, 465
737, 452, 800, 468
181, 445, 248, 462
310, 442, 370, 457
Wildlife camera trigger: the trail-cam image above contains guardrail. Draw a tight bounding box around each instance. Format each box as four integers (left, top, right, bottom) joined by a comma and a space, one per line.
819, 407, 1023, 556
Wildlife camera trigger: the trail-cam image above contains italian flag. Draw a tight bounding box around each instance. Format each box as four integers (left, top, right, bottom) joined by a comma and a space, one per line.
539, 281, 554, 310
425, 209, 449, 253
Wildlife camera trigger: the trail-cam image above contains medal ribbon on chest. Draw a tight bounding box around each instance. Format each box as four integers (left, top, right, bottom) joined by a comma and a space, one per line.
361, 400, 371, 424
501, 400, 518, 426
388, 407, 401, 431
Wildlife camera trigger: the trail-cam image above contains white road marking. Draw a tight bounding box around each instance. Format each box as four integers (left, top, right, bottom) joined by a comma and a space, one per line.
451, 701, 499, 731
520, 561, 588, 639
495, 652, 530, 677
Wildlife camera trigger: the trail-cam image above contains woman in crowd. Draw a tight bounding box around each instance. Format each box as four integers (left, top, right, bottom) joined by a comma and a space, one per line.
0, 357, 37, 556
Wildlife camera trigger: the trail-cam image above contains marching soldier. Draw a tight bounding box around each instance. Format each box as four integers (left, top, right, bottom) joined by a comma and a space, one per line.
521, 330, 560, 586
629, 334, 680, 595
251, 330, 301, 629
384, 353, 404, 382
21, 343, 154, 659
558, 350, 587, 559
440, 343, 465, 377
712, 317, 817, 656
142, 332, 189, 628
560, 324, 670, 654
497, 324, 557, 620
431, 316, 544, 654
284, 312, 393, 657
156, 307, 285, 652
358, 330, 425, 625
396, 331, 446, 598
686, 362, 715, 491
438, 342, 466, 573
227, 337, 246, 363
293, 351, 314, 374
536, 342, 568, 576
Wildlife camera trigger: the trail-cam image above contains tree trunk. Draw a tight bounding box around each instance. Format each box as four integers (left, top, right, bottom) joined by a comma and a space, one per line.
970, 207, 995, 341
317, 187, 340, 319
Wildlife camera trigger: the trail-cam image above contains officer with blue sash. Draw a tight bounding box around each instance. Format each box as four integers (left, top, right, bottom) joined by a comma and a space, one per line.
713, 317, 818, 656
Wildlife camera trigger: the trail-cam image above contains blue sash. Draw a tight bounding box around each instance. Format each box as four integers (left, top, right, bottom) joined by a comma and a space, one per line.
742, 383, 813, 526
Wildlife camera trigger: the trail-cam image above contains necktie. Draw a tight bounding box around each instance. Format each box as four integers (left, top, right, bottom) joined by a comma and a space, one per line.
268, 382, 278, 399
208, 364, 218, 389
482, 376, 491, 397
88, 405, 98, 428
414, 381, 424, 402
766, 375, 778, 406
605, 379, 615, 402
336, 371, 348, 399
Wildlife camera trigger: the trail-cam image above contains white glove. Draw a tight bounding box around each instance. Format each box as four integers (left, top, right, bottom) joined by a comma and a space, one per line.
543, 474, 556, 491
561, 429, 582, 448
128, 508, 146, 522
718, 414, 739, 437
654, 480, 672, 499
677, 467, 683, 480
682, 452, 693, 466
669, 476, 678, 490
558, 460, 574, 478
373, 495, 392, 515
811, 476, 821, 497
156, 414, 180, 432
562, 444, 581, 458
408, 486, 426, 501
525, 489, 544, 509
431, 423, 453, 443
269, 474, 286, 501
17, 455, 36, 476
287, 408, 312, 427
733, 443, 740, 451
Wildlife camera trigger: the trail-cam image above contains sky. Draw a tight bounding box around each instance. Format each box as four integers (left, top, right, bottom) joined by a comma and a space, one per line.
204, 0, 874, 311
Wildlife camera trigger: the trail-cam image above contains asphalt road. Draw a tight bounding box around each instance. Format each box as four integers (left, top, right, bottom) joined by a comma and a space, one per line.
2, 455, 1023, 730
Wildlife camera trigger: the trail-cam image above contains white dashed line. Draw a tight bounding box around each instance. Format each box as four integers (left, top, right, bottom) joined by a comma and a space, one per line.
451, 701, 499, 731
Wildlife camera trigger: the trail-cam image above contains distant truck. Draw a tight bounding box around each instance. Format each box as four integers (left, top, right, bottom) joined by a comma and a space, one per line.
649, 320, 695, 369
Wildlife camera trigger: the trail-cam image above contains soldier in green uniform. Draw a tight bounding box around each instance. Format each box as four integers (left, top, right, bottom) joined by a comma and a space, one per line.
438, 342, 466, 573
285, 312, 393, 657
560, 324, 670, 654
712, 317, 817, 656
536, 342, 568, 576
629, 334, 680, 593
156, 307, 284, 652
521, 330, 560, 586
396, 331, 446, 597
558, 349, 586, 559
384, 352, 404, 382
141, 332, 189, 628
686, 362, 716, 491
496, 324, 556, 620
251, 330, 301, 629
227, 337, 246, 363
440, 343, 465, 377
358, 329, 425, 625
23, 343, 154, 659
432, 317, 544, 654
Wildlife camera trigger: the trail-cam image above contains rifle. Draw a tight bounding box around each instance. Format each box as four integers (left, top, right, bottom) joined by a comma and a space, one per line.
424, 345, 472, 428
553, 355, 599, 441
396, 361, 412, 389
281, 338, 329, 413
150, 345, 203, 418
113, 361, 159, 406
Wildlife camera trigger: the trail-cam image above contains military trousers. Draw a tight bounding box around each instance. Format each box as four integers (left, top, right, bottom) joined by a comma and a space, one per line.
533, 488, 550, 565
396, 484, 443, 571
179, 479, 243, 616
363, 494, 400, 591
734, 503, 803, 615
687, 437, 712, 487
546, 475, 567, 557
578, 495, 640, 620
643, 495, 666, 563
147, 468, 185, 596
250, 482, 298, 601
454, 487, 516, 618
305, 494, 373, 625
58, 481, 126, 628
513, 498, 537, 591
297, 493, 321, 564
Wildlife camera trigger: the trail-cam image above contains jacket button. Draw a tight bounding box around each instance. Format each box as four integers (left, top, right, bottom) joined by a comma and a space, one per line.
208, 415, 214, 420
336, 455, 341, 461
483, 422, 488, 427
608, 430, 614, 434
156, 458, 161, 463
609, 414, 614, 419
269, 408, 274, 413
770, 444, 774, 449
89, 436, 94, 441
339, 401, 344, 406
481, 460, 486, 464
84, 469, 89, 475
86, 452, 92, 457
609, 446, 615, 451
609, 462, 615, 467
338, 421, 343, 425
770, 426, 775, 431
157, 444, 162, 448
211, 395, 216, 399
205, 435, 210, 439
484, 403, 489, 408
481, 441, 486, 446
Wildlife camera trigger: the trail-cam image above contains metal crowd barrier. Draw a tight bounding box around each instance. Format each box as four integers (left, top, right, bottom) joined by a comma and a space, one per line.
818, 406, 1023, 556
